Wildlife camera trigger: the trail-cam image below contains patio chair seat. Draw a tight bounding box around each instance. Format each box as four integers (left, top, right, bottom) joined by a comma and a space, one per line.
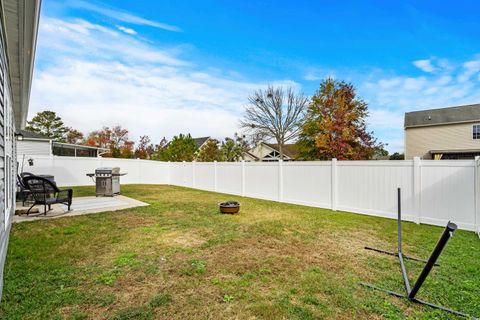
42, 196, 70, 205
22, 176, 73, 215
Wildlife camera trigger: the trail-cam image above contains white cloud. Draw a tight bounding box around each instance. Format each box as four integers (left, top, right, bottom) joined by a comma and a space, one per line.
116, 25, 137, 35
303, 68, 336, 81
304, 72, 321, 81
31, 17, 298, 144
39, 17, 186, 66
68, 0, 181, 32
458, 58, 480, 83
413, 59, 435, 73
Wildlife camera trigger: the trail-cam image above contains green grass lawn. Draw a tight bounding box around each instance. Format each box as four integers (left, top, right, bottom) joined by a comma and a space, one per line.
1, 185, 479, 319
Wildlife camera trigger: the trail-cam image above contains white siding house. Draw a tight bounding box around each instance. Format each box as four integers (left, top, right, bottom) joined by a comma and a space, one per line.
16, 129, 108, 158
17, 139, 51, 156
0, 0, 41, 299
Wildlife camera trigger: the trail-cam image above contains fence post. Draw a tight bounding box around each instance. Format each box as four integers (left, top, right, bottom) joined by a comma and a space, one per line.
98, 155, 104, 169
214, 160, 218, 192
137, 158, 142, 184
331, 158, 337, 211
278, 159, 284, 202
182, 161, 186, 186
475, 156, 480, 237
192, 161, 196, 188
413, 157, 421, 224
168, 161, 171, 185
241, 160, 245, 197
50, 154, 55, 169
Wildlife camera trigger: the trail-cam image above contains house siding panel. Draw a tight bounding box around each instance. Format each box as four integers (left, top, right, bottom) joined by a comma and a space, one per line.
0, 9, 17, 299
17, 140, 51, 156
405, 122, 480, 159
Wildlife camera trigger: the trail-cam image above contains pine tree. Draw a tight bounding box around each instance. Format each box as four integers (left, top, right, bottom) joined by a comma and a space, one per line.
26, 110, 69, 140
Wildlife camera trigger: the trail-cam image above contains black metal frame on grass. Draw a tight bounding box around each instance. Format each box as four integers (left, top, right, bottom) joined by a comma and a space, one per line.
360, 188, 478, 319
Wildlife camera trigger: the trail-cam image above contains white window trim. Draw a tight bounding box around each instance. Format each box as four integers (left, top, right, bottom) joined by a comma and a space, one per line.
473, 124, 480, 140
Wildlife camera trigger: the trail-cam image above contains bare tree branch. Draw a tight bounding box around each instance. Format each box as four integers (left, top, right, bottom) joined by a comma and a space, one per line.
240, 85, 308, 160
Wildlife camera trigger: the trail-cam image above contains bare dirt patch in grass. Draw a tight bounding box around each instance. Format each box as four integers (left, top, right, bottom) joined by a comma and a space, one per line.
112, 212, 156, 229
161, 230, 206, 248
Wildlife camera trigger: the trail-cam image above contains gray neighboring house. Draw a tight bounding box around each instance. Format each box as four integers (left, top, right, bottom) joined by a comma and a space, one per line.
404, 104, 480, 160
16, 129, 108, 158
0, 0, 41, 298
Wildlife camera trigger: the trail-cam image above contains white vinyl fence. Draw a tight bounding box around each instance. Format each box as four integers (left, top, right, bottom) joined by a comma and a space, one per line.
19, 155, 170, 186
19, 155, 480, 233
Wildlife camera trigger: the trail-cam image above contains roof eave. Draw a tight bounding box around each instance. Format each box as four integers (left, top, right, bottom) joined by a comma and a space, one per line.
53, 141, 110, 151
405, 119, 480, 129
2, 0, 41, 129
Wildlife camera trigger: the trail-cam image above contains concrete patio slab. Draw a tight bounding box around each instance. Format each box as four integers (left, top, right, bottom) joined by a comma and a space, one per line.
13, 195, 149, 223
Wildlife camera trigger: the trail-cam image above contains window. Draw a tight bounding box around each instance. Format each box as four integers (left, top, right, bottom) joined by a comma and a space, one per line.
473, 124, 480, 139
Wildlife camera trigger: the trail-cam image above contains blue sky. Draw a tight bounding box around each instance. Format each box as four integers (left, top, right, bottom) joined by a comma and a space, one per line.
30, 0, 480, 152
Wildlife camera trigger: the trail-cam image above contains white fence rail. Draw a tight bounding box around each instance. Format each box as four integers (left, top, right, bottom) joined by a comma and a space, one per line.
19, 155, 480, 233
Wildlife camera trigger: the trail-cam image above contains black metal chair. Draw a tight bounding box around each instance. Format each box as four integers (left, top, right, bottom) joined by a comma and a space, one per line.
17, 174, 32, 206
20, 172, 35, 178
22, 176, 73, 215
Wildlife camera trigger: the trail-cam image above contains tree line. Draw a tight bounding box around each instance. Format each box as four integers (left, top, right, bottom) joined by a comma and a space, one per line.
25, 112, 250, 161
26, 78, 403, 161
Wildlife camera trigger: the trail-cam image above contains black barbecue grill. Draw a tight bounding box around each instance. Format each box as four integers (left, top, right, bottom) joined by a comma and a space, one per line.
86, 167, 127, 196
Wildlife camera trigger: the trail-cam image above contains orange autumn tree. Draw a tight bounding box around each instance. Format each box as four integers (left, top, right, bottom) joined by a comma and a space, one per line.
134, 135, 155, 159
85, 125, 134, 158
298, 78, 383, 160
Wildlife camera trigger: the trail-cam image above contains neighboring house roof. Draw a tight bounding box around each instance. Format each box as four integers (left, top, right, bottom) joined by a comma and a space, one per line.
16, 129, 50, 140
244, 151, 259, 161
430, 148, 480, 154
3, 0, 41, 128
264, 143, 299, 159
53, 142, 109, 151
194, 136, 211, 148
404, 104, 480, 128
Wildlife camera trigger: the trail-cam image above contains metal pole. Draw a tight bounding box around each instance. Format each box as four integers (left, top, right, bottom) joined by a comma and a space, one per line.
397, 188, 411, 295
408, 221, 457, 299
397, 187, 402, 253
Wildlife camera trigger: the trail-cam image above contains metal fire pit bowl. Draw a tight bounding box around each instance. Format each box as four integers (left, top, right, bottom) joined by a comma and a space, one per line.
219, 201, 240, 214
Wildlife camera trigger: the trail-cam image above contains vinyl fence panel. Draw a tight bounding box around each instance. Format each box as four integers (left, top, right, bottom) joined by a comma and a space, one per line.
336, 161, 415, 221
217, 162, 243, 196
419, 161, 476, 230
244, 162, 279, 201
282, 161, 332, 208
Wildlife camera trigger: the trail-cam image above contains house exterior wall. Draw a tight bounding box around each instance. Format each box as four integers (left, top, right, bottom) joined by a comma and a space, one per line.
0, 13, 17, 298
17, 139, 51, 156
405, 122, 480, 159
249, 143, 273, 159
